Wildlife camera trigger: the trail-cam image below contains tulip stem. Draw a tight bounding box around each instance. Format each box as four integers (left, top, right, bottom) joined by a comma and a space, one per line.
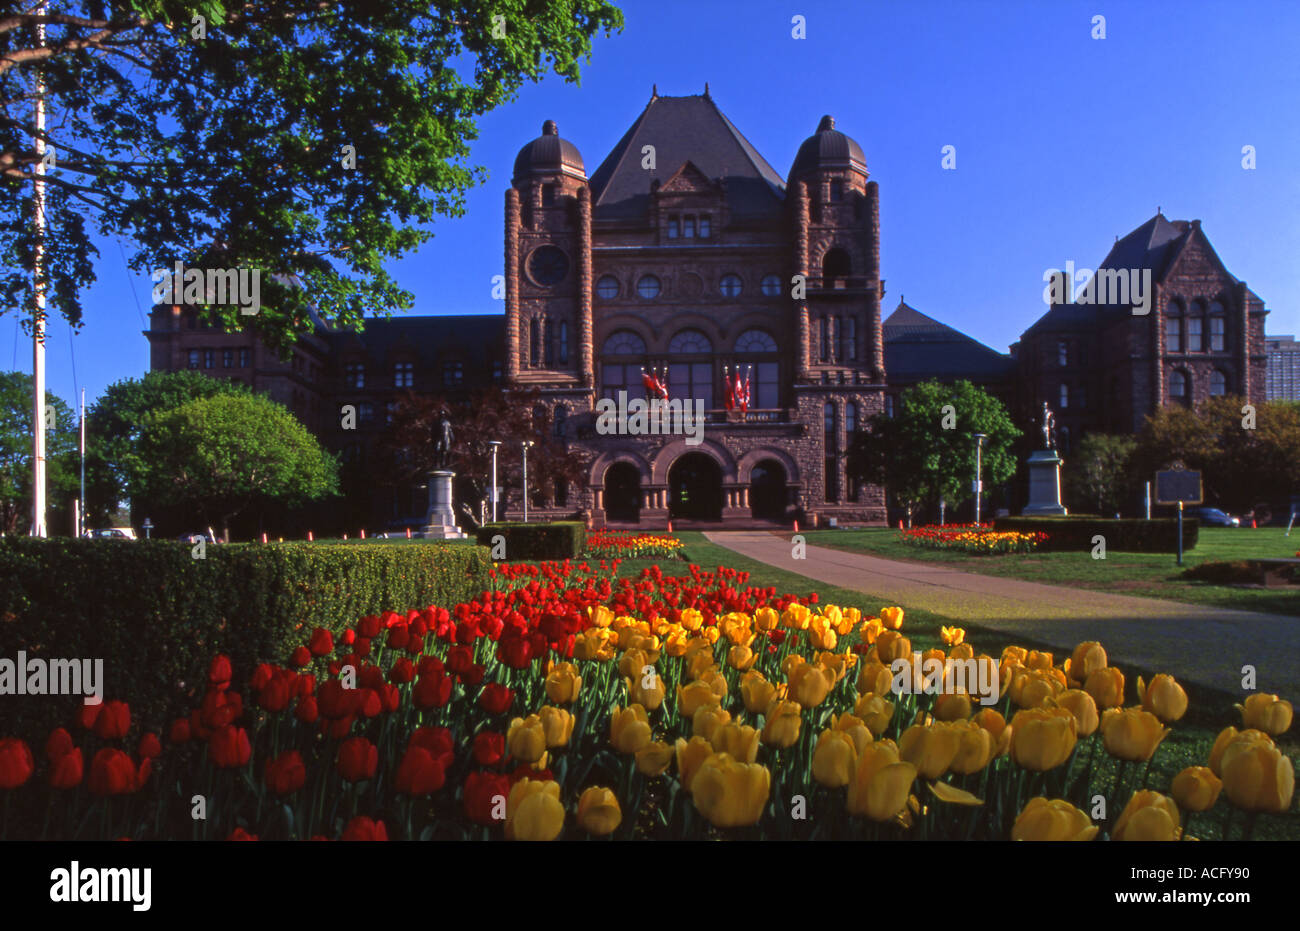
1182, 811, 1194, 841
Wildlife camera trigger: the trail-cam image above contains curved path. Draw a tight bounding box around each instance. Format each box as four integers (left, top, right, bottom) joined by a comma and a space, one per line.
705, 531, 1300, 698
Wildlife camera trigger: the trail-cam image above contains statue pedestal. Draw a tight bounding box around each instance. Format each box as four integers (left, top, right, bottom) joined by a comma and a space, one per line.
1022, 450, 1068, 516
420, 470, 466, 539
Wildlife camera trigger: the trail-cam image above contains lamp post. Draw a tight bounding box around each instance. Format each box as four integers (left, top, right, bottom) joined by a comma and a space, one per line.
521, 440, 535, 522
972, 433, 987, 525
489, 440, 502, 522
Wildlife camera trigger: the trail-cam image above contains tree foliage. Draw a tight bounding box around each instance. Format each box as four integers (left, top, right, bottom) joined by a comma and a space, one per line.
1064, 432, 1137, 516
137, 391, 337, 538
848, 380, 1020, 522
0, 1, 623, 348
0, 371, 78, 534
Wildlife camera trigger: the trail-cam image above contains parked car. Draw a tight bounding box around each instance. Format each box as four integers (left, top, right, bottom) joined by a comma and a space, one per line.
87, 527, 137, 540
178, 530, 219, 544
1194, 507, 1240, 527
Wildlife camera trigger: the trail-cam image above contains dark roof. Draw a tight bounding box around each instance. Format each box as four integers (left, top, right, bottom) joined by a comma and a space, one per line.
789, 115, 867, 180
512, 120, 586, 184
328, 314, 505, 375
587, 93, 786, 220
883, 301, 1015, 383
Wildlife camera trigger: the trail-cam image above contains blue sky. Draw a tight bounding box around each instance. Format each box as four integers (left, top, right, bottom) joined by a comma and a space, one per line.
16, 0, 1300, 409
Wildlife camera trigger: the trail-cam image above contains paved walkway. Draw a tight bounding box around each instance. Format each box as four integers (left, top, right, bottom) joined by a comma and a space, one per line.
705, 531, 1300, 698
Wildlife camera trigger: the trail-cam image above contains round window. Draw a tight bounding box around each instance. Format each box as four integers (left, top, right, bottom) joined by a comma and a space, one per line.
527, 246, 569, 286
596, 275, 620, 299
720, 273, 743, 297
761, 274, 781, 297
637, 275, 661, 299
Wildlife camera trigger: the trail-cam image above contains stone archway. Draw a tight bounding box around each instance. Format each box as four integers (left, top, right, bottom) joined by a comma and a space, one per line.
750, 459, 788, 521
668, 452, 723, 521
603, 462, 642, 523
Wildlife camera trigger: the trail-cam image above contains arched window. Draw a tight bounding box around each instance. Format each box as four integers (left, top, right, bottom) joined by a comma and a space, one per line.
1169, 369, 1189, 403
601, 330, 646, 402
735, 329, 778, 353
1210, 370, 1227, 396
1059, 384, 1069, 409
823, 402, 838, 502
1187, 300, 1205, 352
822, 248, 852, 279
735, 329, 779, 409
553, 405, 568, 437
1209, 301, 1226, 352
846, 401, 858, 434
668, 329, 713, 408
1165, 300, 1183, 353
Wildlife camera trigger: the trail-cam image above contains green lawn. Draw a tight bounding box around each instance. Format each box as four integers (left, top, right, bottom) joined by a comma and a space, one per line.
797, 526, 1300, 617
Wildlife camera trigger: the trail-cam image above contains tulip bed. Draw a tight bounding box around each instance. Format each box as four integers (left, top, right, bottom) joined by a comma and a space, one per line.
585, 530, 685, 560
900, 524, 1048, 555
0, 557, 1294, 841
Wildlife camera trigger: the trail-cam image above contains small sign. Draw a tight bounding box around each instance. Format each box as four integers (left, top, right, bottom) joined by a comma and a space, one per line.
1154, 469, 1203, 505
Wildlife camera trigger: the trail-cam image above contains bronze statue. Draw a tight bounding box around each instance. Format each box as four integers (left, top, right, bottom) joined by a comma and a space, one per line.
433, 412, 455, 470
1039, 401, 1056, 450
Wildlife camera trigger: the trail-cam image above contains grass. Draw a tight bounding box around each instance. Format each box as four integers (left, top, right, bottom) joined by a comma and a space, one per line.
798, 526, 1300, 616
613, 531, 1299, 840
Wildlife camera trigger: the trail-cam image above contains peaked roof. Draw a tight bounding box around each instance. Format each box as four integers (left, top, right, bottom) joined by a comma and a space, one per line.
587, 93, 786, 220
883, 301, 1015, 381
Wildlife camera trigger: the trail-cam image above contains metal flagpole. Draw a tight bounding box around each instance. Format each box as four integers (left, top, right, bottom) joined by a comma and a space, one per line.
79, 387, 86, 537
30, 2, 48, 537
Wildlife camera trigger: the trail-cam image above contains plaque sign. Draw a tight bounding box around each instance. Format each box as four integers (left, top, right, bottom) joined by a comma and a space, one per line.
1154, 469, 1203, 506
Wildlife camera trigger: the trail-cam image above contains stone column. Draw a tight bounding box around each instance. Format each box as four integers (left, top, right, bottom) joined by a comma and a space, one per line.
505, 188, 522, 379
794, 181, 811, 382
577, 185, 594, 388
865, 180, 884, 381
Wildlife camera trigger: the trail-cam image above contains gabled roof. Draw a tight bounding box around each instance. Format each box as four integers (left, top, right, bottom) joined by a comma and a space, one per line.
883, 301, 1015, 382
587, 93, 786, 220
328, 314, 505, 378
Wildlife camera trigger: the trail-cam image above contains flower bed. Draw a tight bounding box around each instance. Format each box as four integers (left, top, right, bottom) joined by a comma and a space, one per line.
900, 523, 1048, 555
585, 530, 684, 560
0, 560, 1293, 841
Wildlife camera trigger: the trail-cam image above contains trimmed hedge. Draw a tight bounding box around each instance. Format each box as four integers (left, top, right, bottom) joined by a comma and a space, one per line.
0, 538, 492, 740
476, 521, 587, 561
992, 516, 1198, 553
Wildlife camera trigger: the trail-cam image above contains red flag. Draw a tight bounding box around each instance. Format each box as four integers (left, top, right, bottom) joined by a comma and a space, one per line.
742, 370, 752, 411
723, 370, 735, 411
641, 371, 657, 397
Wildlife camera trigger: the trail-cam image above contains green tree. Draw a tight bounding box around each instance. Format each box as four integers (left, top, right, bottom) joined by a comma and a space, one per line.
0, 372, 78, 535
848, 380, 1020, 525
1065, 433, 1137, 515
0, 1, 623, 349
137, 392, 338, 540
85, 370, 250, 524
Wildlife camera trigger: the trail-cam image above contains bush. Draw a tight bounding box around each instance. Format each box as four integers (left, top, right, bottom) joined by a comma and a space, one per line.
1183, 560, 1299, 586
992, 516, 1198, 553
476, 521, 587, 561
0, 538, 492, 740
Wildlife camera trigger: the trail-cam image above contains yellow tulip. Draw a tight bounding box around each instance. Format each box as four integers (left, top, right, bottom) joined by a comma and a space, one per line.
1011, 797, 1098, 841
1001, 645, 1028, 665
626, 666, 666, 711
609, 703, 652, 755
846, 740, 916, 821
662, 628, 689, 658
1220, 739, 1295, 813
1069, 641, 1108, 686
618, 647, 651, 678
753, 606, 779, 631
1084, 667, 1125, 709
874, 630, 911, 664
934, 691, 972, 722
635, 740, 673, 776
1170, 766, 1223, 812
710, 723, 760, 764
948, 720, 997, 775
1011, 669, 1063, 709
880, 606, 904, 630
537, 706, 574, 748
972, 707, 1007, 741
679, 608, 704, 632
1025, 650, 1054, 671
830, 712, 874, 756
761, 700, 803, 749
788, 662, 832, 708
573, 628, 616, 662
675, 736, 715, 793
782, 602, 811, 629
856, 659, 893, 697
676, 680, 721, 719
740, 671, 778, 714
807, 620, 837, 652
1236, 693, 1293, 736
1053, 689, 1099, 737
1138, 674, 1189, 723
505, 778, 564, 841
1208, 726, 1272, 776
855, 693, 895, 736
941, 626, 965, 646
692, 705, 732, 742
899, 722, 963, 780
506, 715, 548, 763
815, 651, 854, 684
812, 729, 858, 787
543, 663, 582, 704
586, 605, 614, 629
1113, 790, 1180, 841
859, 616, 884, 645
576, 786, 622, 835
727, 643, 758, 672
692, 753, 771, 827
1100, 707, 1169, 762
1010, 707, 1077, 771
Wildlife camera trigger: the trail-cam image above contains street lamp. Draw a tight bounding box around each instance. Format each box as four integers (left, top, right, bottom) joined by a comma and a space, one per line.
488, 440, 502, 522
972, 433, 988, 525
521, 440, 535, 522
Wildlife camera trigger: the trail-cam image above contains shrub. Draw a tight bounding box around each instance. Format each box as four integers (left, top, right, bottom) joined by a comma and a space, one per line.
0, 538, 492, 740
476, 521, 586, 561
992, 516, 1198, 553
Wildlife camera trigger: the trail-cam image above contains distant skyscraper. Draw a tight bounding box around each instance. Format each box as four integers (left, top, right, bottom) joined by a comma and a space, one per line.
1265, 335, 1300, 401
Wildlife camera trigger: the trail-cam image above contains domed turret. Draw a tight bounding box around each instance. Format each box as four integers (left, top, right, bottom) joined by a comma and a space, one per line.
789, 115, 866, 180
512, 120, 586, 184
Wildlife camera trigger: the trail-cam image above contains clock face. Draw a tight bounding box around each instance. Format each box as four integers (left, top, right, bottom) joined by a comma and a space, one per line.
527, 245, 569, 286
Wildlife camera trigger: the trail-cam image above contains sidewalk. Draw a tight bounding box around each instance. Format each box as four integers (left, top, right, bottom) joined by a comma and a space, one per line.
704, 531, 1300, 698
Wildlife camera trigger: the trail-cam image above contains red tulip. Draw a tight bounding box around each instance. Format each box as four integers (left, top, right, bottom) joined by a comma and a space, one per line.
395, 747, 446, 796
49, 747, 84, 789
309, 627, 335, 657
250, 663, 275, 692
290, 646, 312, 667
357, 688, 382, 718
472, 731, 505, 767
45, 728, 73, 762
322, 715, 355, 739
295, 696, 319, 724
462, 663, 486, 688
446, 645, 473, 676
408, 727, 454, 768
75, 703, 100, 731
200, 690, 242, 729
87, 748, 137, 796
0, 738, 35, 789
341, 816, 388, 841
208, 726, 252, 769
208, 654, 233, 691
463, 770, 510, 825
264, 750, 307, 795
478, 682, 514, 715
137, 733, 161, 760
389, 657, 415, 684
336, 737, 377, 783
226, 827, 259, 841
93, 701, 131, 740
358, 615, 381, 639
317, 680, 356, 719
258, 676, 292, 713
412, 669, 452, 710
169, 717, 192, 744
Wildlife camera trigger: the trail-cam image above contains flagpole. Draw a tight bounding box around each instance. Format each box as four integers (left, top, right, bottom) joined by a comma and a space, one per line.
30, 1, 48, 538
79, 387, 86, 537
